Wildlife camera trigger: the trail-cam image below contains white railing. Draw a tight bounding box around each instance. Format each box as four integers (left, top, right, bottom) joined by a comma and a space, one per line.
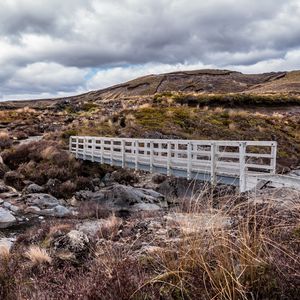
70, 136, 277, 192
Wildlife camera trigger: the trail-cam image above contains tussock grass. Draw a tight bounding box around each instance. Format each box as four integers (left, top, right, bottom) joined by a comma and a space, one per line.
25, 246, 52, 266
141, 186, 300, 299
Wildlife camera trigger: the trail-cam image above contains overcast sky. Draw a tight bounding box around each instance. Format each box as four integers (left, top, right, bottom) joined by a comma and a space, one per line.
1, 0, 300, 100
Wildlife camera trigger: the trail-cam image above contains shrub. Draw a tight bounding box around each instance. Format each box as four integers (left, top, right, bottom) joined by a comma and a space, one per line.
4, 170, 25, 190
0, 131, 12, 150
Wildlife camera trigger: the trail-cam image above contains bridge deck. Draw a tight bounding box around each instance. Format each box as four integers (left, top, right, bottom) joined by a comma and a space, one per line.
70, 136, 278, 192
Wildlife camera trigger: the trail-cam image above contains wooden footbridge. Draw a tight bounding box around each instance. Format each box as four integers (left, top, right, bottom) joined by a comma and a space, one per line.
69, 136, 300, 192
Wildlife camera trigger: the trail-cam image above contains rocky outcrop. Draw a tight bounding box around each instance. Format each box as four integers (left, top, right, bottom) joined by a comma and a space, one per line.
75, 184, 167, 213
23, 193, 60, 208
22, 193, 71, 217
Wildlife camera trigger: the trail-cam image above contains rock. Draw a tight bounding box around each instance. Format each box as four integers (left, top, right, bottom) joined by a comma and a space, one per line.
4, 171, 25, 190
132, 203, 161, 211
9, 204, 20, 213
0, 183, 9, 193
101, 184, 167, 212
25, 206, 41, 214
0, 237, 16, 251
0, 207, 17, 228
38, 205, 71, 218
101, 173, 113, 185
75, 190, 104, 202
23, 193, 60, 209
76, 220, 104, 237
53, 230, 90, 260
23, 183, 44, 194
289, 168, 300, 177
91, 178, 102, 187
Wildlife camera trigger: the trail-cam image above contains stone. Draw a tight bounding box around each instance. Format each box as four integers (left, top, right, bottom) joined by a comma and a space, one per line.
132, 203, 161, 211
75, 190, 105, 202
0, 207, 17, 228
289, 168, 300, 177
76, 220, 104, 237
38, 205, 71, 217
23, 193, 60, 209
0, 183, 9, 193
23, 183, 44, 194
8, 204, 20, 213
53, 230, 90, 260
0, 237, 16, 251
25, 206, 41, 214
100, 184, 167, 212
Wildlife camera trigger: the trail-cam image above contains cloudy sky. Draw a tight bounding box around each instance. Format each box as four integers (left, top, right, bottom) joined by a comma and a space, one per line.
1, 0, 300, 100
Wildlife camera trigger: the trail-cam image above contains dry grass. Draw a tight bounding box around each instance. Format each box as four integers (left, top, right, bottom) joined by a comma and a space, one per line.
142, 188, 300, 299
99, 214, 123, 239
25, 246, 52, 266
228, 122, 237, 130
0, 244, 10, 262
41, 145, 61, 160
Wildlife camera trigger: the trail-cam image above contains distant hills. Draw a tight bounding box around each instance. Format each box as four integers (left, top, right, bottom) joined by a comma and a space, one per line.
1, 69, 300, 108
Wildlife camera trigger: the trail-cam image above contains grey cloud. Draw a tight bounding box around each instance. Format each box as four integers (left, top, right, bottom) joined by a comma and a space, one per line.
0, 0, 300, 99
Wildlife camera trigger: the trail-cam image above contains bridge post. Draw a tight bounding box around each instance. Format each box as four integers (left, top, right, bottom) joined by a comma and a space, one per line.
101, 138, 104, 164
167, 141, 171, 176
110, 140, 113, 166
135, 140, 138, 171
91, 138, 95, 162
239, 142, 247, 192
83, 137, 87, 160
187, 142, 192, 180
270, 142, 277, 175
121, 140, 125, 168
150, 141, 153, 173
210, 143, 217, 185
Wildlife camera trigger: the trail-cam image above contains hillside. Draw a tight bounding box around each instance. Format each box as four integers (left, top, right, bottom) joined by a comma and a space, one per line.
2, 69, 300, 109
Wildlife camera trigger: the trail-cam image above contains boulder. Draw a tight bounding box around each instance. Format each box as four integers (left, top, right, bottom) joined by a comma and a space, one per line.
38, 205, 71, 218
75, 184, 167, 213
23, 183, 44, 194
75, 190, 104, 202
23, 193, 60, 209
0, 207, 17, 228
53, 230, 90, 261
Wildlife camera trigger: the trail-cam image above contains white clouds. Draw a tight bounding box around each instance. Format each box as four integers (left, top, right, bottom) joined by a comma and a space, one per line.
0, 0, 299, 99
2, 62, 87, 99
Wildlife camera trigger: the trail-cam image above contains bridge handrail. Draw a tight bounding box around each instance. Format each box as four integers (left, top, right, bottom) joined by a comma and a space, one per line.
69, 136, 277, 192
